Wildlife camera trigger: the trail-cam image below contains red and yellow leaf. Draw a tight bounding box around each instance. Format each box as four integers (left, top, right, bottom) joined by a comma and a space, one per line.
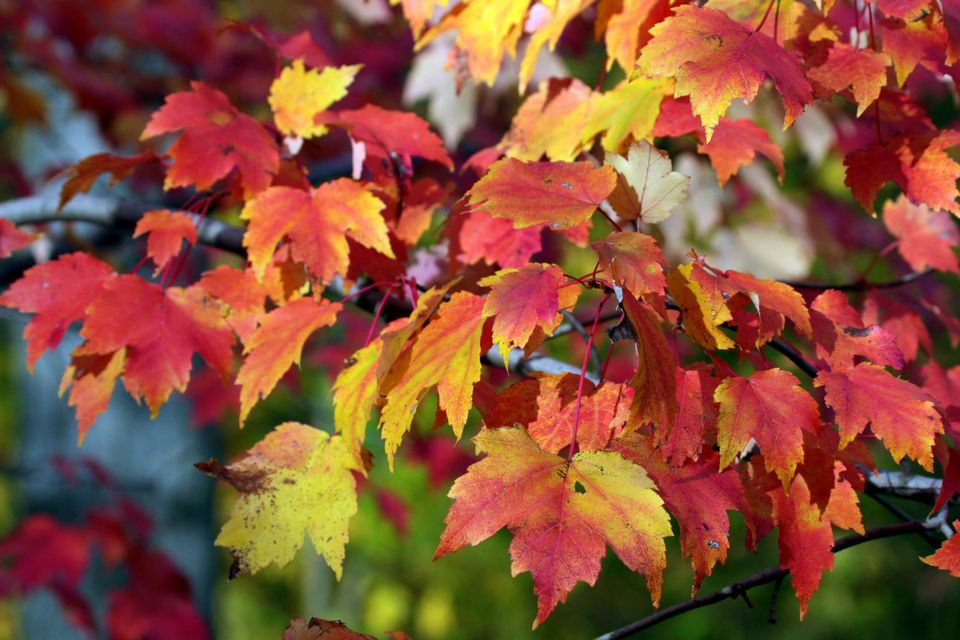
242, 180, 393, 285
466, 158, 616, 231
715, 369, 820, 487
133, 210, 197, 273
436, 427, 672, 627
592, 231, 666, 298
637, 5, 813, 139
810, 290, 904, 371
526, 376, 633, 453
622, 292, 678, 431
236, 298, 342, 425
140, 81, 278, 197
815, 363, 943, 471
197, 423, 360, 578
697, 118, 784, 186
479, 263, 576, 362
380, 292, 486, 468
668, 262, 734, 350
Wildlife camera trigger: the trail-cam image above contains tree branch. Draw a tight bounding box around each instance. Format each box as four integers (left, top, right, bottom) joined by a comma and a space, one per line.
595, 518, 944, 640
783, 270, 933, 292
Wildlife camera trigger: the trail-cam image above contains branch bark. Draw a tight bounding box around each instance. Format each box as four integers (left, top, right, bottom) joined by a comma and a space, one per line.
595, 518, 945, 640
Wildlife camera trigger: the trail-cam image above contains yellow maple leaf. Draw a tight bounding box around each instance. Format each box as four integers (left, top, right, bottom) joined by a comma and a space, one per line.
200, 423, 360, 579
379, 292, 486, 469
269, 59, 361, 138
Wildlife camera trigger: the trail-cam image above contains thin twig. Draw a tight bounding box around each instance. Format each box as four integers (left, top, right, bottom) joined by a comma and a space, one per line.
595, 519, 941, 640
561, 309, 602, 375
783, 269, 932, 292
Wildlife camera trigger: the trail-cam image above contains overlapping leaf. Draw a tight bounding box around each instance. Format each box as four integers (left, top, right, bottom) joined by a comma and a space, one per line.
637, 5, 813, 139
467, 158, 616, 230
242, 179, 393, 284
140, 82, 278, 196
436, 427, 672, 627
197, 423, 360, 578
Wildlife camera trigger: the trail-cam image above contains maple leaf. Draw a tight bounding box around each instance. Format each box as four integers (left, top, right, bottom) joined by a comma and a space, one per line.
333, 338, 383, 470
808, 43, 890, 116
479, 263, 577, 363
236, 298, 342, 425
720, 268, 812, 346
921, 520, 960, 577
613, 432, 748, 592
667, 262, 735, 350
0, 218, 37, 258
637, 5, 813, 140
457, 210, 543, 268
810, 290, 904, 371
592, 231, 666, 299
435, 427, 672, 627
57, 151, 159, 211
715, 369, 821, 487
269, 59, 360, 139
882, 195, 959, 273
0, 253, 114, 370
337, 104, 454, 170
815, 363, 943, 471
132, 210, 197, 274
197, 423, 360, 578
283, 617, 377, 640
391, 0, 448, 38
140, 82, 279, 197
80, 276, 235, 417
863, 292, 932, 363
604, 142, 689, 223
526, 376, 633, 453
600, 0, 672, 72
880, 17, 948, 86
660, 366, 719, 466
769, 474, 857, 619
242, 179, 393, 285
502, 77, 593, 162
467, 158, 616, 231
58, 347, 125, 444
418, 0, 529, 86
581, 77, 672, 154
197, 265, 268, 344
844, 130, 960, 215
697, 119, 784, 187
622, 292, 678, 431
380, 292, 486, 468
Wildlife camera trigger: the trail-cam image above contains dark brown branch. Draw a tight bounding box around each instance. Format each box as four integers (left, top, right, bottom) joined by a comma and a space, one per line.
595, 519, 939, 640
783, 269, 933, 292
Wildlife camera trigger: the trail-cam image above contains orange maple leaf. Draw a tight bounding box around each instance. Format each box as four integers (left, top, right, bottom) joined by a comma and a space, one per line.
380, 292, 486, 468
807, 42, 890, 116
466, 158, 616, 231
592, 231, 666, 299
236, 298, 342, 425
133, 210, 198, 274
614, 432, 748, 593
242, 179, 394, 285
882, 195, 960, 274
526, 376, 633, 453
844, 130, 960, 215
921, 519, 960, 577
436, 427, 672, 627
637, 5, 813, 140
